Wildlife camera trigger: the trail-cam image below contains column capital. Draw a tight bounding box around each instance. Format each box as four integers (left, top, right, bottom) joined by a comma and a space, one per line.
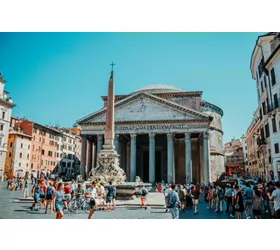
167, 133, 173, 139
130, 134, 137, 139
185, 132, 191, 140
149, 133, 155, 139
203, 132, 209, 140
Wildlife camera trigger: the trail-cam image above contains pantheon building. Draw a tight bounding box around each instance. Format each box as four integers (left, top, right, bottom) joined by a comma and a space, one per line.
77, 85, 224, 184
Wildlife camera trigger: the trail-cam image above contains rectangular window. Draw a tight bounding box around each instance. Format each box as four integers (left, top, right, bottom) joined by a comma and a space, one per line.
262, 102, 266, 115
21, 143, 23, 148
275, 143, 279, 154
10, 142, 13, 148
19, 163, 21, 167
274, 93, 279, 109
263, 76, 267, 88
265, 123, 270, 138
2, 111, 5, 120
0, 124, 4, 131
272, 116, 277, 133
271, 68, 276, 86
260, 81, 264, 93
41, 149, 45, 155
269, 149, 272, 163
27, 154, 29, 160
20, 153, 22, 158
9, 152, 12, 157
28, 145, 30, 150
26, 163, 28, 168
34, 128, 37, 134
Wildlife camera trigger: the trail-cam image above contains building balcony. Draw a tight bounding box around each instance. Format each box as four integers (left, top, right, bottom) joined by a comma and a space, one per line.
267, 97, 280, 114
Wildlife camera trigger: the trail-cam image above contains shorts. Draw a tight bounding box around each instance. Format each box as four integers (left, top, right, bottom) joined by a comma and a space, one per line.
112, 195, 116, 199
95, 198, 104, 205
55, 201, 63, 212
193, 199, 199, 205
46, 195, 53, 200
64, 194, 71, 199
244, 199, 252, 207
89, 199, 96, 209
140, 197, 146, 204
39, 195, 45, 199
34, 194, 40, 203
106, 196, 113, 203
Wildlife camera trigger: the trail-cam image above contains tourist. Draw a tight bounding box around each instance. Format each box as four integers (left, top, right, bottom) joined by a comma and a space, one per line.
225, 184, 233, 213
266, 181, 275, 217
75, 184, 84, 200
157, 183, 163, 193
167, 184, 180, 219
39, 181, 47, 209
96, 183, 106, 210
139, 184, 148, 210
85, 181, 97, 219
234, 185, 244, 219
178, 185, 185, 212
267, 181, 280, 219
106, 181, 114, 211
164, 184, 172, 212
252, 189, 264, 219
215, 183, 224, 213
22, 178, 29, 198
230, 184, 237, 218
53, 183, 65, 219
70, 179, 77, 198
207, 186, 214, 209
81, 180, 86, 193
243, 183, 253, 219
64, 182, 72, 209
112, 183, 117, 210
6, 179, 11, 190
30, 182, 40, 211
45, 181, 54, 214
185, 185, 192, 209
191, 184, 200, 215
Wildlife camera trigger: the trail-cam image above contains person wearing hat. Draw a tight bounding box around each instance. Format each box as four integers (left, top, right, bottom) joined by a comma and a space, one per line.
267, 181, 280, 219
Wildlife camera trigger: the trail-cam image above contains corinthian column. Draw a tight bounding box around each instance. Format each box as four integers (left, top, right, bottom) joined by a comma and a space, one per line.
81, 135, 87, 180
185, 132, 192, 184
149, 133, 156, 184
167, 133, 174, 183
203, 132, 210, 183
130, 134, 137, 182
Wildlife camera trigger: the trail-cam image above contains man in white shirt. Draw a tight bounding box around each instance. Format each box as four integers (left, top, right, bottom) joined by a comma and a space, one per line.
85, 181, 97, 219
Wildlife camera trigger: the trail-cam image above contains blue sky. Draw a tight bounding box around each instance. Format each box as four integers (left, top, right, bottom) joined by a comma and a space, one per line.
0, 32, 264, 143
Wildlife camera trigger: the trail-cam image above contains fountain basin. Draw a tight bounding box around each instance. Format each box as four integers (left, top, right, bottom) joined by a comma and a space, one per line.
84, 181, 152, 200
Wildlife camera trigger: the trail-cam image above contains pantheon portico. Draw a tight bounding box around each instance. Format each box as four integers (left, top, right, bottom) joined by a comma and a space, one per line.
77, 85, 224, 184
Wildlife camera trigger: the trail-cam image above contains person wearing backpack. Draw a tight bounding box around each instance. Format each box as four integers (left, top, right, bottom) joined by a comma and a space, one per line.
215, 184, 224, 213
139, 184, 148, 210
45, 181, 54, 214
167, 184, 180, 219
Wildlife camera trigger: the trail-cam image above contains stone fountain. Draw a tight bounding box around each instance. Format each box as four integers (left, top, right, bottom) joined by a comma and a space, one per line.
88, 64, 151, 199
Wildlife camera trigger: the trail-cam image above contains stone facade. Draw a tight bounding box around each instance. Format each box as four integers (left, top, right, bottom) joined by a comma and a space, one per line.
77, 85, 224, 184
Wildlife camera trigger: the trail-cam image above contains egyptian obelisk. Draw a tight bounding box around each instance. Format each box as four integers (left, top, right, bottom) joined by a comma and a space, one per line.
91, 63, 126, 184
102, 63, 115, 151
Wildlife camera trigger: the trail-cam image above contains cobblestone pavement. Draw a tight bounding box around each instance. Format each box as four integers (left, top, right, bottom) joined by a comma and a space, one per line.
0, 183, 272, 219
0, 183, 171, 219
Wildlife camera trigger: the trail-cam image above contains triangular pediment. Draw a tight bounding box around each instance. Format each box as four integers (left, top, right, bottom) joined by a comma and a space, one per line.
77, 92, 210, 124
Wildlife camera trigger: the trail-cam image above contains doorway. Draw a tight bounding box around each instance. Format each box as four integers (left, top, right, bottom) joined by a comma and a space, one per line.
155, 150, 162, 182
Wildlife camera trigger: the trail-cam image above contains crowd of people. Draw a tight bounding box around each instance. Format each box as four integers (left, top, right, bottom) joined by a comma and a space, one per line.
157, 179, 280, 219
27, 178, 117, 219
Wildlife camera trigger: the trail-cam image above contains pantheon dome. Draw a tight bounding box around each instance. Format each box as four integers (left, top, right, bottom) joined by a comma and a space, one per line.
133, 85, 182, 94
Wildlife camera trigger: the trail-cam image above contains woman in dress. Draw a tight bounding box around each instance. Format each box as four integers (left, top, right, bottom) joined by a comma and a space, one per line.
234, 185, 244, 219
53, 183, 65, 219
